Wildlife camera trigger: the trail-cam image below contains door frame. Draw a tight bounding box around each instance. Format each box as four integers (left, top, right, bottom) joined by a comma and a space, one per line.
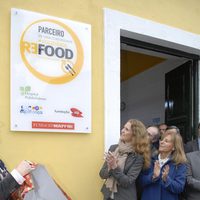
120, 37, 199, 142
104, 8, 200, 150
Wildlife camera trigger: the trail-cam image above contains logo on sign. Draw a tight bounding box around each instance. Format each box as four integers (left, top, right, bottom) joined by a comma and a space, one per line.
20, 19, 84, 84
70, 108, 83, 118
20, 105, 43, 114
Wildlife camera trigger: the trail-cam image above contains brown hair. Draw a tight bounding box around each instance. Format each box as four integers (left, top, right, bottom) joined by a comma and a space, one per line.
162, 129, 187, 165
128, 119, 151, 169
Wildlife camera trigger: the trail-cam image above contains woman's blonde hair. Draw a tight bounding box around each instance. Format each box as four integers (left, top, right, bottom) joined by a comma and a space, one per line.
128, 119, 151, 169
162, 128, 187, 165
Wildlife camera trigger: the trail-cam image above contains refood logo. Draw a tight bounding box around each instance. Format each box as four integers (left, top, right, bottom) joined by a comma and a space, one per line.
20, 19, 84, 84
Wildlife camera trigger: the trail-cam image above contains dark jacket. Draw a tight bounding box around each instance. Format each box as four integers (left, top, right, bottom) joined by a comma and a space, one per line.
185, 151, 200, 200
0, 160, 20, 200
99, 144, 144, 200
184, 139, 199, 153
139, 156, 186, 200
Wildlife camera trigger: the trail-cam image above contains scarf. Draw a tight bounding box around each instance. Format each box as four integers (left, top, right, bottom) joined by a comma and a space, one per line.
105, 140, 133, 199
158, 154, 169, 168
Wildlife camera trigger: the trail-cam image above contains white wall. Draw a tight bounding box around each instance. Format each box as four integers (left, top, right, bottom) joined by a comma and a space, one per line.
121, 57, 188, 127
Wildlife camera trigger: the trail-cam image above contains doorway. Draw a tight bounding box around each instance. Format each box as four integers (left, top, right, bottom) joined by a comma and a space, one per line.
104, 8, 200, 149
120, 37, 199, 143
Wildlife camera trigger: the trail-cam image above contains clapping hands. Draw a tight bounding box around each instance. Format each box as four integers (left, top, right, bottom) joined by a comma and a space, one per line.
162, 165, 169, 182
104, 151, 118, 170
153, 160, 170, 182
153, 160, 160, 179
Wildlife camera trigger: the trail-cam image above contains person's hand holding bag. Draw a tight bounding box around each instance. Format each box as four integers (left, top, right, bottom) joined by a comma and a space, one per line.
15, 160, 36, 176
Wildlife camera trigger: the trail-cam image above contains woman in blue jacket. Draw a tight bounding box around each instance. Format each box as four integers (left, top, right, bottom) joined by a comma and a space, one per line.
139, 126, 187, 200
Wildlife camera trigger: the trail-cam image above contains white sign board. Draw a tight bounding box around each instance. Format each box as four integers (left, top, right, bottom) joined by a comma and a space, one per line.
11, 8, 91, 133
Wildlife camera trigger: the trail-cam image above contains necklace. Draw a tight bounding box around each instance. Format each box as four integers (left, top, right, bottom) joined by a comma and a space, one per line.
158, 154, 169, 167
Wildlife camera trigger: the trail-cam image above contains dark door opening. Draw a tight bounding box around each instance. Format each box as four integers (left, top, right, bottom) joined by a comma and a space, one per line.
120, 37, 199, 142
165, 61, 192, 142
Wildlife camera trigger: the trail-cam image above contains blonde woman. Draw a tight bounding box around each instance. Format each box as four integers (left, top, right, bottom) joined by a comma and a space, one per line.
99, 119, 150, 200
139, 126, 187, 200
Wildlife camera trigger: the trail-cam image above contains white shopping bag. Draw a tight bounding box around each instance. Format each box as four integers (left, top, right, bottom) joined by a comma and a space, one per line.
24, 165, 68, 200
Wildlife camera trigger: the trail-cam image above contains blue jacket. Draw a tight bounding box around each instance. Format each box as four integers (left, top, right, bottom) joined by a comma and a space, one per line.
139, 156, 186, 200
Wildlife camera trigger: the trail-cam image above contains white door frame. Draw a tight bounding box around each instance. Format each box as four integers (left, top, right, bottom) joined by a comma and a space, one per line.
104, 8, 200, 150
